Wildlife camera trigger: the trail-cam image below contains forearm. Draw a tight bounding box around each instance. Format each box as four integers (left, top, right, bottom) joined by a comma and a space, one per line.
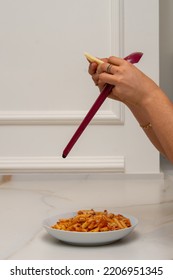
125, 100, 167, 157
140, 88, 173, 162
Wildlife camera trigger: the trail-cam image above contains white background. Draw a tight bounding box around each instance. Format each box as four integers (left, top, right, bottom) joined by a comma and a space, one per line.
0, 0, 160, 174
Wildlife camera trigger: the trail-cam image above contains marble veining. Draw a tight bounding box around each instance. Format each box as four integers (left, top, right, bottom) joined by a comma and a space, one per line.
0, 170, 173, 260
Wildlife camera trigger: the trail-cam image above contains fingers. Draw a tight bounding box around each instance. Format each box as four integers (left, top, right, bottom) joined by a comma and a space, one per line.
88, 62, 98, 75
88, 57, 108, 75
88, 55, 124, 76
98, 72, 118, 86
88, 58, 108, 88
96, 56, 128, 86
97, 62, 119, 75
108, 56, 124, 66
97, 55, 126, 74
87, 56, 122, 90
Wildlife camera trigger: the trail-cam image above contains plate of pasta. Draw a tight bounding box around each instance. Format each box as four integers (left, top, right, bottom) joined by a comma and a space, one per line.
43, 209, 138, 245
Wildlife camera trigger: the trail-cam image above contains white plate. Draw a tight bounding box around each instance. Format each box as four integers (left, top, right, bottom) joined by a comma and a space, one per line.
43, 211, 138, 246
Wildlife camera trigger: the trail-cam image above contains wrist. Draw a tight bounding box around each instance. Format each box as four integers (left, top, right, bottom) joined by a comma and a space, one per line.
135, 80, 161, 107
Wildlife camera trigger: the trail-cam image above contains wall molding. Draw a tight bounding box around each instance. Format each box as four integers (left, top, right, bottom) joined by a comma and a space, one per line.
0, 156, 125, 173
0, 0, 125, 126
0, 106, 124, 125
111, 0, 124, 57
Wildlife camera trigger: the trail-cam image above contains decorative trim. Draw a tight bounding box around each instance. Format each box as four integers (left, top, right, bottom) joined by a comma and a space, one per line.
118, 0, 124, 57
0, 107, 124, 125
111, 0, 124, 57
0, 156, 125, 173
0, 0, 125, 126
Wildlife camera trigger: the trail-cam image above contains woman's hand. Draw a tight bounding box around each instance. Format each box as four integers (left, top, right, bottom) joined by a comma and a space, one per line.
88, 56, 159, 106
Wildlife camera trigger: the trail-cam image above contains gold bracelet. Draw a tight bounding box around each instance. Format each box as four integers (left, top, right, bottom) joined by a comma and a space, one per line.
140, 122, 152, 130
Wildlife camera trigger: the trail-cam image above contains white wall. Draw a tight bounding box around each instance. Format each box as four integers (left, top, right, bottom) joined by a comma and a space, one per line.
0, 0, 160, 174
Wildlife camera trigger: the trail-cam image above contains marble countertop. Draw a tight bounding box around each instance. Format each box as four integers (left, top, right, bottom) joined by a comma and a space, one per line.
0, 174, 173, 260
